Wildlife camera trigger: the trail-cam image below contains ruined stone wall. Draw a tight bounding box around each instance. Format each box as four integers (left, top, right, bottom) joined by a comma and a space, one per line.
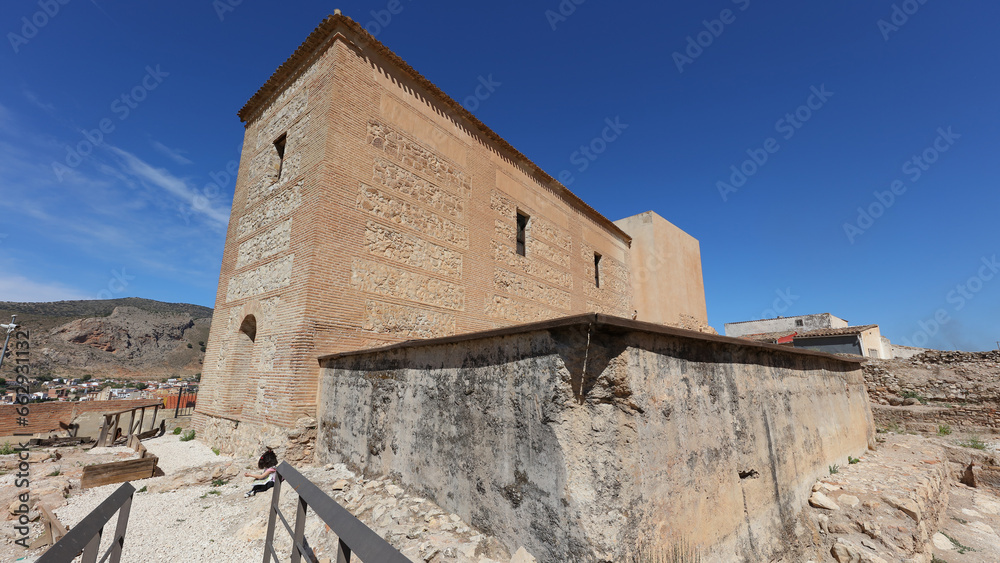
317, 317, 873, 562
865, 351, 1000, 431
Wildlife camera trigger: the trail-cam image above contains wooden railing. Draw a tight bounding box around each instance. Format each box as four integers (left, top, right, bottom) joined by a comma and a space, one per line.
263, 462, 411, 563
96, 403, 162, 447
37, 482, 135, 563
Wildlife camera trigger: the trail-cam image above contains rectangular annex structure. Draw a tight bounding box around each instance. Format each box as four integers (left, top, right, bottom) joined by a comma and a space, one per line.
194, 14, 711, 450
318, 314, 875, 562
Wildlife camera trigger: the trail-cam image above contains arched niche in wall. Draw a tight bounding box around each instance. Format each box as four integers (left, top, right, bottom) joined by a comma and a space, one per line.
240, 314, 257, 343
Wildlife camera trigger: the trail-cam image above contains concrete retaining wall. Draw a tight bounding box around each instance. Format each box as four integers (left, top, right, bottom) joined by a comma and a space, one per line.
317, 315, 874, 562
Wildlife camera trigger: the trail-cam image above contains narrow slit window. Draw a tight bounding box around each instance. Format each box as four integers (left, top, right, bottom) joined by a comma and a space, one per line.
594, 253, 602, 288
273, 133, 287, 181
516, 211, 529, 257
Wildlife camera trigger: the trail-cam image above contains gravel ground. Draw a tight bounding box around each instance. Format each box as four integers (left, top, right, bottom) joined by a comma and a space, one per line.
142, 432, 233, 473
85, 445, 136, 458
51, 435, 259, 563
9, 436, 506, 563
53, 478, 265, 562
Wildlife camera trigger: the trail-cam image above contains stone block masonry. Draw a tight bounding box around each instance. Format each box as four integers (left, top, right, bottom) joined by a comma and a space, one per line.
317, 315, 873, 562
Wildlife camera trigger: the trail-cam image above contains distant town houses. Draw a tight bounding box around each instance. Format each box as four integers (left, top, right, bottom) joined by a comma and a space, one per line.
0, 375, 198, 405
724, 313, 896, 359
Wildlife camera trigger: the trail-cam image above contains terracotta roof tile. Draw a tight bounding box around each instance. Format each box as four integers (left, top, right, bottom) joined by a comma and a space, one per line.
795, 325, 879, 338
741, 330, 798, 342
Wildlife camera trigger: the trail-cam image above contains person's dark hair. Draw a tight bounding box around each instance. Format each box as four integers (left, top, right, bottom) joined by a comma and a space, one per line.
258, 448, 277, 469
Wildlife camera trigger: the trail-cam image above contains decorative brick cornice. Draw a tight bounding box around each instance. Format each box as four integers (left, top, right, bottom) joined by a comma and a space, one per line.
237, 14, 631, 244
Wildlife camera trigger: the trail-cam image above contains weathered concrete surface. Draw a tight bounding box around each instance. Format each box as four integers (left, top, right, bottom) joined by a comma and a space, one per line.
317, 314, 874, 562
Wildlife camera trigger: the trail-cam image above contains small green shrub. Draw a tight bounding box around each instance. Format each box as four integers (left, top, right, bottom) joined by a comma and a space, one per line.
172, 427, 182, 435
938, 424, 952, 436
881, 422, 903, 434
959, 436, 987, 450
848, 456, 860, 465
180, 429, 196, 442
0, 442, 15, 455
211, 447, 220, 456
941, 532, 975, 554
901, 390, 928, 404
211, 478, 228, 487
138, 486, 147, 493
47, 469, 61, 477
829, 465, 839, 475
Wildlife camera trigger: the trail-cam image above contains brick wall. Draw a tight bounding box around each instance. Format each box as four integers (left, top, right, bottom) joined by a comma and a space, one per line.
0, 399, 159, 438
196, 16, 705, 437
161, 393, 197, 411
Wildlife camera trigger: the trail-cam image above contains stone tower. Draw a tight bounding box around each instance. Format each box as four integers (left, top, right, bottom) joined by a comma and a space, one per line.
194, 14, 709, 451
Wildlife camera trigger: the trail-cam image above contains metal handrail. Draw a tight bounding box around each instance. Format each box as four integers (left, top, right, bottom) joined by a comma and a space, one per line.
263, 461, 411, 563
38, 482, 135, 563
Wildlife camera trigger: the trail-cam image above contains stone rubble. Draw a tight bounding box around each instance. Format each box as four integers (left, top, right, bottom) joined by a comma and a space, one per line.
0, 432, 530, 563
789, 434, 951, 563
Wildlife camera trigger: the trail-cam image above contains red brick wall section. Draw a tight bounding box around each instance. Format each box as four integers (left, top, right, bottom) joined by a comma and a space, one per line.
0, 399, 160, 438
161, 393, 197, 410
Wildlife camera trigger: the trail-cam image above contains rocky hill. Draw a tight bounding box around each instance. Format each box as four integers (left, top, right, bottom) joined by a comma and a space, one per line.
0, 298, 213, 380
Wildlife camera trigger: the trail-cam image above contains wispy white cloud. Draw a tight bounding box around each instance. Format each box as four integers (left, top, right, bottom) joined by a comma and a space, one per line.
0, 102, 13, 135
22, 89, 56, 113
88, 0, 115, 22
107, 145, 229, 226
0, 105, 228, 302
150, 139, 193, 165
0, 274, 89, 302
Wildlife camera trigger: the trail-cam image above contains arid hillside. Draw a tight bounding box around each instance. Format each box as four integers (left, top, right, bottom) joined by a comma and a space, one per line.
0, 298, 213, 380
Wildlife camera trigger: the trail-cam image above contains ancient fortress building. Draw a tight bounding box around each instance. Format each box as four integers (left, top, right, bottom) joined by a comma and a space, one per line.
195, 16, 874, 560
194, 14, 709, 443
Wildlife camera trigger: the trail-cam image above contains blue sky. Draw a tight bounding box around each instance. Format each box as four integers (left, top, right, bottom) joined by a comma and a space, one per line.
1, 1, 997, 351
